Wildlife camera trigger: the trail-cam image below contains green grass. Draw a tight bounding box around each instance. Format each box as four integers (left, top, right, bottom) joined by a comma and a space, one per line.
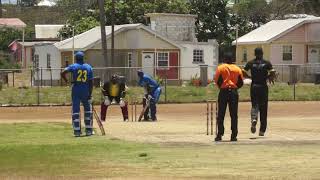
0, 123, 319, 179
0, 83, 320, 105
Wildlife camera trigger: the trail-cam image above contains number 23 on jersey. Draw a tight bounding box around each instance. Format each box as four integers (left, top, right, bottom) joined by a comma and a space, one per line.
76, 70, 88, 82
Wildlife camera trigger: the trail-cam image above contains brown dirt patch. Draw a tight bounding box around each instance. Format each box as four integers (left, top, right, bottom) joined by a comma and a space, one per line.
0, 102, 319, 145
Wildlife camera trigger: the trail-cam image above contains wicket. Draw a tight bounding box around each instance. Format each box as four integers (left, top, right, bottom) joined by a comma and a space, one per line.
130, 97, 137, 122
206, 100, 214, 135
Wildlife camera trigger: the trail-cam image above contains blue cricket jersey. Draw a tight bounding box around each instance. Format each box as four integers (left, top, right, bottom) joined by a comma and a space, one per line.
65, 63, 93, 93
138, 74, 159, 92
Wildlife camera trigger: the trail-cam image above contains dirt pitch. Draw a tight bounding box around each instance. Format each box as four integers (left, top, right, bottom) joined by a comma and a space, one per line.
0, 101, 319, 145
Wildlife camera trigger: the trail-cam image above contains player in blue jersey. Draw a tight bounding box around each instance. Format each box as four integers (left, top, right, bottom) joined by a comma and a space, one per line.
61, 51, 94, 137
137, 70, 161, 121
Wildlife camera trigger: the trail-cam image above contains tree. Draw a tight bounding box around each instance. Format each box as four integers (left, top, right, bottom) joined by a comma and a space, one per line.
0, 27, 22, 51
233, 0, 269, 28
189, 0, 230, 45
58, 14, 99, 39
20, 0, 39, 6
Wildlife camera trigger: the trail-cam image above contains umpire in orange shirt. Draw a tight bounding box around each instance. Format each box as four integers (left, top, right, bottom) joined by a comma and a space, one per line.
214, 52, 244, 142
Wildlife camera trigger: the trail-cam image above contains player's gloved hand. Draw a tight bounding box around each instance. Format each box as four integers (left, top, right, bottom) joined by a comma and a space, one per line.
147, 94, 153, 100
104, 96, 111, 106
88, 96, 93, 104
119, 98, 125, 107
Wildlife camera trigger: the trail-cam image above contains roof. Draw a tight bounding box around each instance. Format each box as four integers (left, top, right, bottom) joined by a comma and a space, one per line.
145, 13, 197, 18
233, 17, 320, 45
35, 24, 64, 39
8, 40, 58, 48
37, 0, 56, 6
55, 23, 181, 51
0, 18, 26, 29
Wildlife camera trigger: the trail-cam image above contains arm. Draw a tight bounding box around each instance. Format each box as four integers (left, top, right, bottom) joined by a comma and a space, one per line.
120, 83, 126, 98
236, 68, 244, 88
60, 69, 69, 83
267, 62, 277, 84
242, 62, 251, 78
214, 66, 223, 88
101, 82, 109, 96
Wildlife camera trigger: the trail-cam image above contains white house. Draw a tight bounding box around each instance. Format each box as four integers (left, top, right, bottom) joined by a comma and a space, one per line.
33, 43, 61, 86
35, 13, 219, 86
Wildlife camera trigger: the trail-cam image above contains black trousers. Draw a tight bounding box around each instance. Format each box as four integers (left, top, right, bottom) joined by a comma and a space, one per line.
217, 89, 239, 137
250, 84, 268, 133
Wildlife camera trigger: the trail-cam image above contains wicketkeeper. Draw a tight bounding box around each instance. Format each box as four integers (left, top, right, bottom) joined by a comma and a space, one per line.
100, 74, 128, 122
243, 47, 277, 136
137, 70, 161, 121
61, 51, 94, 137
214, 52, 244, 142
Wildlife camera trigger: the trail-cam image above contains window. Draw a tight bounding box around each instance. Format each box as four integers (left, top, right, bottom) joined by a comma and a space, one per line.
64, 56, 69, 67
242, 48, 247, 62
47, 54, 51, 69
34, 55, 39, 68
283, 45, 292, 61
157, 52, 169, 68
193, 49, 204, 63
128, 52, 132, 67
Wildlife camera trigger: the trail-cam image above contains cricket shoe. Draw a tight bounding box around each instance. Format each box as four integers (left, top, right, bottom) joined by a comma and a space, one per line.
74, 131, 81, 137
259, 131, 265, 136
251, 120, 257, 134
230, 135, 237, 142
85, 130, 94, 136
214, 135, 222, 142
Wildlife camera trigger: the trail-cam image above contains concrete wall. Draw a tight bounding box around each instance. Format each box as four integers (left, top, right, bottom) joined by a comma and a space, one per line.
270, 44, 306, 64
91, 28, 178, 50
275, 25, 306, 43
148, 14, 197, 42
180, 41, 218, 81
34, 44, 61, 82
307, 22, 320, 42
236, 44, 271, 64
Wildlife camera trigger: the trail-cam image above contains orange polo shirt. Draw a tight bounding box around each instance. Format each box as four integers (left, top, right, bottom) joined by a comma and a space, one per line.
214, 63, 243, 89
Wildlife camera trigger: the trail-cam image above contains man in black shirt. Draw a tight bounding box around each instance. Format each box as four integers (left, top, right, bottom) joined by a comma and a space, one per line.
243, 48, 276, 136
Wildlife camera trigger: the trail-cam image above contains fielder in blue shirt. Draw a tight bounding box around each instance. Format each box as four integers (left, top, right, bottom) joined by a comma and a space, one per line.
61, 51, 94, 137
137, 70, 161, 121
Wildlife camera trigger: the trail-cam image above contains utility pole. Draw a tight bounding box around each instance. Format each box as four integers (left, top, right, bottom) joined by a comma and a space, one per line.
111, 0, 115, 67
0, 0, 2, 18
98, 0, 109, 67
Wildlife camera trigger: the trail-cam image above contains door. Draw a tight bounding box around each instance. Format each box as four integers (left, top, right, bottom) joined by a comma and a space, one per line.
142, 52, 155, 76
308, 47, 320, 63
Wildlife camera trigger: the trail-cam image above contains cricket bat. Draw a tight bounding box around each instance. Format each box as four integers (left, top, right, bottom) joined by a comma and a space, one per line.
92, 106, 106, 135
138, 98, 150, 122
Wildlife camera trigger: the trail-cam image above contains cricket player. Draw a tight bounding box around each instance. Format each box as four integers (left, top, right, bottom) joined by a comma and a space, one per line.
61, 51, 94, 137
137, 70, 161, 121
214, 52, 244, 141
243, 47, 277, 136
100, 74, 128, 122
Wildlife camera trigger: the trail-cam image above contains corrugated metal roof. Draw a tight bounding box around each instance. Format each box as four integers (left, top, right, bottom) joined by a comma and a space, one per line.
234, 17, 320, 45
55, 24, 141, 51
0, 18, 26, 29
55, 23, 182, 51
35, 24, 64, 39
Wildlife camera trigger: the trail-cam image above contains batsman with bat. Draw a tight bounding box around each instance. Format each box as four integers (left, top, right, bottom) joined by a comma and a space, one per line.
61, 51, 94, 137
214, 52, 244, 142
137, 70, 161, 121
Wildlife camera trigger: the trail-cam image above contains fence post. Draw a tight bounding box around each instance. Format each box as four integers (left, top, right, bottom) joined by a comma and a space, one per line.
40, 68, 43, 87
50, 68, 53, 87
30, 69, 33, 87
165, 69, 167, 103
37, 67, 40, 105
60, 68, 62, 86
